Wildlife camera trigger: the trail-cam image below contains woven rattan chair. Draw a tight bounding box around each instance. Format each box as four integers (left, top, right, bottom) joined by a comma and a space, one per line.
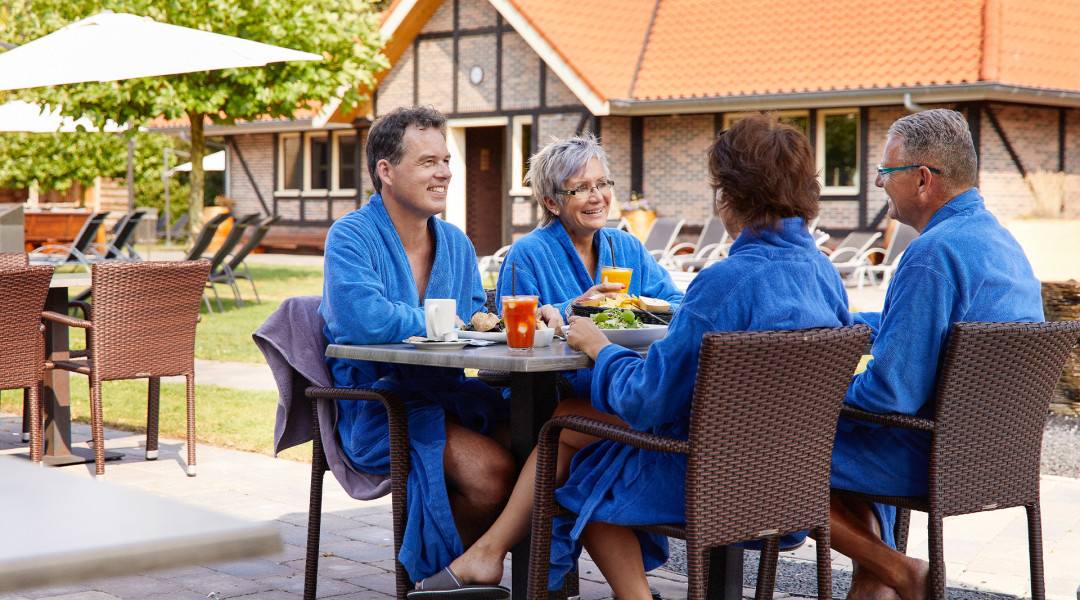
528, 325, 872, 600
253, 295, 411, 600
33, 260, 211, 479
836, 320, 1080, 600
0, 263, 55, 458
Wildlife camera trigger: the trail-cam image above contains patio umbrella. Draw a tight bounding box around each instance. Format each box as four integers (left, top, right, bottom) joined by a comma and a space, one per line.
0, 11, 321, 91
0, 100, 128, 132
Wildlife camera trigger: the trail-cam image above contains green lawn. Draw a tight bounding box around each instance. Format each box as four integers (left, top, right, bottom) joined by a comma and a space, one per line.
0, 261, 324, 462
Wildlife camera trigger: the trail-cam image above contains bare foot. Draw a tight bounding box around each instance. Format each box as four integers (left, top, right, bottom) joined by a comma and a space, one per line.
847, 563, 899, 600
445, 545, 505, 587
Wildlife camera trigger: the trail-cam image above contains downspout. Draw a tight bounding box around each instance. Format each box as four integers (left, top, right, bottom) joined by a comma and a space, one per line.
904, 93, 927, 113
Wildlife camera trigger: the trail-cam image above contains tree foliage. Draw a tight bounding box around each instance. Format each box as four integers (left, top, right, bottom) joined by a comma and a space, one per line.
2, 0, 387, 232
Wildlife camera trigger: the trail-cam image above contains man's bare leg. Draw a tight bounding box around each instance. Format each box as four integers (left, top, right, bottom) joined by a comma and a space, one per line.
581, 522, 652, 600
441, 398, 626, 586
830, 494, 928, 600
444, 421, 517, 547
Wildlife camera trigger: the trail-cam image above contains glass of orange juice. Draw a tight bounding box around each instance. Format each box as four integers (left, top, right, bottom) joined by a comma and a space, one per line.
502, 295, 539, 351
600, 266, 633, 291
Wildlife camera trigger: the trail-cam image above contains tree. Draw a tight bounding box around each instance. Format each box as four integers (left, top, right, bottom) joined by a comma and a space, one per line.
3, 0, 387, 234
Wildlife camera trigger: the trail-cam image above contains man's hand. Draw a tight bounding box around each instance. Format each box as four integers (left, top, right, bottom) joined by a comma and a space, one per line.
573, 282, 626, 305
538, 304, 565, 333
564, 315, 610, 359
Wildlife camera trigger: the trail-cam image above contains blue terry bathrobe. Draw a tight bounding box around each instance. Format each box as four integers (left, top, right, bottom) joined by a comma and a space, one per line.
496, 222, 685, 396
319, 194, 507, 582
831, 189, 1043, 547
548, 218, 853, 589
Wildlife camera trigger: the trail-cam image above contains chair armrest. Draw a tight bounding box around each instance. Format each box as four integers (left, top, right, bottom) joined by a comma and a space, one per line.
839, 403, 935, 432
305, 386, 410, 440
68, 300, 92, 320
41, 310, 91, 330
539, 414, 689, 455
667, 242, 696, 256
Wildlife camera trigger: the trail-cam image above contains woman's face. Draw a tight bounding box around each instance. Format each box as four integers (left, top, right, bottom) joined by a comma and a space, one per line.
543, 157, 610, 240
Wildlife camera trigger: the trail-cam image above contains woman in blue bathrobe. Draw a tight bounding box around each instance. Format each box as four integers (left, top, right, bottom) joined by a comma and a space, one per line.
495, 135, 684, 397
417, 115, 852, 600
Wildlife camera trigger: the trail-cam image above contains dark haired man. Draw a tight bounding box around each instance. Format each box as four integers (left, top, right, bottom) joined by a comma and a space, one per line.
319, 106, 513, 594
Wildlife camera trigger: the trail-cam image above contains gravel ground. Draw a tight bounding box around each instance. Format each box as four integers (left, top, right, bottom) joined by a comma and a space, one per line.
661, 414, 1080, 599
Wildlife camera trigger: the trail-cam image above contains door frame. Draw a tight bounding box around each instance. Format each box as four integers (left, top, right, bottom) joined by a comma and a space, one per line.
447, 117, 508, 233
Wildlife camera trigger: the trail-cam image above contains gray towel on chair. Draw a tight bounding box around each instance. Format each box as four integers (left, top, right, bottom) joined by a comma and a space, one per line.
253, 294, 391, 500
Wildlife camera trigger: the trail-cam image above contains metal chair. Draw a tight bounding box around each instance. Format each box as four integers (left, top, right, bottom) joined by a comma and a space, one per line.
209, 214, 281, 305
670, 216, 733, 272
825, 231, 883, 281
34, 260, 212, 479
253, 295, 409, 600
528, 325, 872, 600
836, 321, 1080, 600
201, 213, 261, 312
641, 217, 686, 263
28, 211, 110, 272
90, 209, 147, 261
852, 223, 918, 289
0, 262, 54, 458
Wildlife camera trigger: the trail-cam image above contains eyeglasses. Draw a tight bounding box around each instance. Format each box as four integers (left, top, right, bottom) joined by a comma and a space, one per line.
558, 179, 615, 196
876, 164, 941, 177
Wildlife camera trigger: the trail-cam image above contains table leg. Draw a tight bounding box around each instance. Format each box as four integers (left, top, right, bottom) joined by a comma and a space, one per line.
509, 371, 558, 600
41, 286, 121, 467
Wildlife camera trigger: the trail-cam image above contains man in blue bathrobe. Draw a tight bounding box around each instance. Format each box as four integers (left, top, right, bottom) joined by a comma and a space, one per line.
319, 107, 515, 585
829, 109, 1043, 600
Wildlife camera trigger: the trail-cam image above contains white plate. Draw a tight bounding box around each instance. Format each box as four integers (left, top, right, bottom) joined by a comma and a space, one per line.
599, 324, 669, 348
402, 339, 472, 351
458, 330, 507, 343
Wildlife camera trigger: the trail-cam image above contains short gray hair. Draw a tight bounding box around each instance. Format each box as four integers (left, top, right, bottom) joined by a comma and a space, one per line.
525, 134, 610, 226
888, 108, 977, 193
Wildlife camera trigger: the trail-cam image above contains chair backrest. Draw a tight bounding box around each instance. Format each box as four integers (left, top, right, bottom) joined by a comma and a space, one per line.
168, 213, 190, 239
87, 260, 211, 381
181, 213, 230, 261
225, 214, 280, 272
642, 217, 686, 254
928, 321, 1080, 515
0, 265, 55, 389
66, 211, 110, 260
828, 231, 881, 265
605, 218, 631, 232
881, 223, 918, 266
0, 252, 28, 267
206, 213, 261, 268
693, 216, 731, 259
102, 210, 146, 259
685, 325, 871, 547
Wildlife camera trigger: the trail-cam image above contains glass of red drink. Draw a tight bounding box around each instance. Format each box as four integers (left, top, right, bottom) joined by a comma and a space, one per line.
502, 295, 539, 351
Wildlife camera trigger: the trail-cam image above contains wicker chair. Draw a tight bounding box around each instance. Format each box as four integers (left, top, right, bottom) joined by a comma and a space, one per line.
33, 260, 211, 479
0, 263, 55, 459
528, 325, 872, 600
253, 295, 411, 600
836, 320, 1080, 600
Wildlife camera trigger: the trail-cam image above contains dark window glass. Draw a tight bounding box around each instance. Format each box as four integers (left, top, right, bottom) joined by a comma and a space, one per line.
824, 112, 858, 187
338, 135, 356, 190
282, 136, 302, 190
520, 123, 532, 186
311, 137, 330, 190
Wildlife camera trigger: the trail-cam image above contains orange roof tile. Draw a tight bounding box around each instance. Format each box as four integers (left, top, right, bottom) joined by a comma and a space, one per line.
502, 0, 1080, 103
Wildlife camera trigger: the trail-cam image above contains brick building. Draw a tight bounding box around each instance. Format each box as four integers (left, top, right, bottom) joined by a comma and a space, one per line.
181, 0, 1080, 255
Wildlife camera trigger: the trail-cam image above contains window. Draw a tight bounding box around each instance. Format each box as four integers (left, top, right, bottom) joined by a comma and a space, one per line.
510, 115, 533, 196
722, 109, 860, 196
277, 131, 358, 195
818, 109, 859, 194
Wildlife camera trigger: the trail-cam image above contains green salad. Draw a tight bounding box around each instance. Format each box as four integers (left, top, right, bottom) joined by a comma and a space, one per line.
591, 308, 644, 329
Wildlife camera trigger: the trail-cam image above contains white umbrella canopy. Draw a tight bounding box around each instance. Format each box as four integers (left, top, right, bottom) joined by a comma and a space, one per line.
0, 100, 129, 132
0, 10, 322, 92
173, 150, 225, 172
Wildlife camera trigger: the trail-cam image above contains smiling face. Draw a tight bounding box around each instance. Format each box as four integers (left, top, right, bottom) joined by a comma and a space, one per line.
543, 157, 610, 240
877, 135, 918, 225
378, 125, 451, 220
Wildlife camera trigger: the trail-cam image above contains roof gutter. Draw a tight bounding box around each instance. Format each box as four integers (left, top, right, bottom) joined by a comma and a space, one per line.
604, 83, 1080, 115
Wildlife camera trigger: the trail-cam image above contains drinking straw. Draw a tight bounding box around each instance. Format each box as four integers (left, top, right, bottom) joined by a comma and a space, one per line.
512, 262, 517, 296
609, 236, 617, 268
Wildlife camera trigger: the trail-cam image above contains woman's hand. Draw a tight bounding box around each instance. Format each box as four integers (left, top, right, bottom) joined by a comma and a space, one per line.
538, 304, 565, 334
564, 315, 610, 359
572, 282, 626, 305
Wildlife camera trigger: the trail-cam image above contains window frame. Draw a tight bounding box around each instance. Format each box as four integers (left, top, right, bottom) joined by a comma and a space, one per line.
330, 130, 359, 197
509, 115, 533, 197
276, 131, 359, 197
816, 108, 860, 196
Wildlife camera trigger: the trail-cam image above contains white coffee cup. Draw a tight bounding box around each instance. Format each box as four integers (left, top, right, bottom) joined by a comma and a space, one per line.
424, 299, 458, 342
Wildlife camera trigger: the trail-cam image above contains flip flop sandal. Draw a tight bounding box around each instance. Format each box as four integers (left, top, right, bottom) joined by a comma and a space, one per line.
407, 566, 511, 600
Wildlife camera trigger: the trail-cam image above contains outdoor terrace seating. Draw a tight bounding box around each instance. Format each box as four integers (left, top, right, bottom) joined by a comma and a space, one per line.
836, 320, 1080, 600
0, 261, 54, 457
28, 210, 110, 272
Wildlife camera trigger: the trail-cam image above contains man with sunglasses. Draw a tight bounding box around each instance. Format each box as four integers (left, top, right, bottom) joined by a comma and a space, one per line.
829, 108, 1043, 600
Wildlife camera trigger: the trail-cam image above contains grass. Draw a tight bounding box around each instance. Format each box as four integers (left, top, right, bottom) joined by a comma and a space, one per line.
0, 261, 323, 462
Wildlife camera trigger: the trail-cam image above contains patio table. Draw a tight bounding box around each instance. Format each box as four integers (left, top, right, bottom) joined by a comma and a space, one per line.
0, 454, 280, 592
325, 339, 743, 600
